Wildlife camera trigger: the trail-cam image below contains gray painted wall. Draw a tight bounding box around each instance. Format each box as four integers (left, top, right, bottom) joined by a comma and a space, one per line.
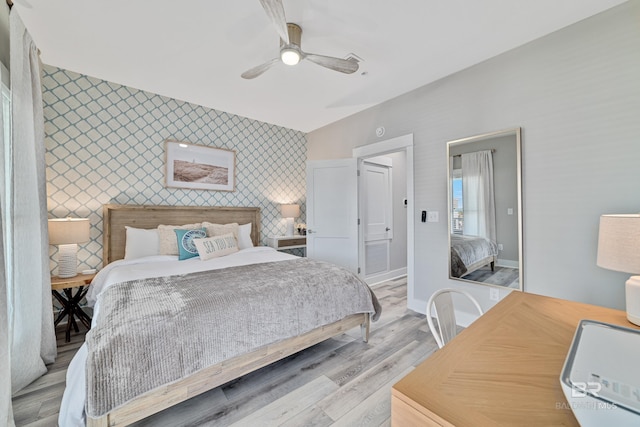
308, 2, 640, 312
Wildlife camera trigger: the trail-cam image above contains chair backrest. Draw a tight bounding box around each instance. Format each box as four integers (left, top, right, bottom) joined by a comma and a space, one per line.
426, 288, 483, 348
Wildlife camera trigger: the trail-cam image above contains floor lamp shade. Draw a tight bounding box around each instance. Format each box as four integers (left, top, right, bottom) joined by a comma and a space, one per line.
280, 204, 300, 237
597, 214, 640, 325
48, 218, 90, 278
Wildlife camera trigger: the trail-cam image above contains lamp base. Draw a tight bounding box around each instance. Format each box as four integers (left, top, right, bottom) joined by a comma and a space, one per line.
57, 243, 79, 278
285, 218, 294, 237
626, 276, 640, 326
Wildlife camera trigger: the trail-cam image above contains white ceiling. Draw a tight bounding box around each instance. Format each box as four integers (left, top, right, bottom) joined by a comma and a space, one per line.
15, 0, 626, 133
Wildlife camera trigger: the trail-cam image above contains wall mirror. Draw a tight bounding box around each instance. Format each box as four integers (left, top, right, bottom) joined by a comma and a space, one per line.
447, 128, 523, 290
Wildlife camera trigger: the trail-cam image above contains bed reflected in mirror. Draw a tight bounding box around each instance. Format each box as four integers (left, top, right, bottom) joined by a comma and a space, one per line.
447, 128, 523, 290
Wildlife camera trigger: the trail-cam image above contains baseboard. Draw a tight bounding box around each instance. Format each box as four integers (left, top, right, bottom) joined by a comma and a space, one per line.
496, 259, 519, 268
407, 297, 425, 314
364, 267, 407, 286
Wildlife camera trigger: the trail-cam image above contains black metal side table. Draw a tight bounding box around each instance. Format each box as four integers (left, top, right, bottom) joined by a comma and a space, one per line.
51, 272, 96, 342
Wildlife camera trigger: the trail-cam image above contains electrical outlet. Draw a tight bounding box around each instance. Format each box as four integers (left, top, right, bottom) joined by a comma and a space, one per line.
489, 287, 500, 301
427, 211, 439, 222
498, 243, 504, 251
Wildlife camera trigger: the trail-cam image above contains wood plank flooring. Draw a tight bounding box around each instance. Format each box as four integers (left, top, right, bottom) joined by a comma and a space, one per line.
12, 276, 437, 426
461, 265, 520, 288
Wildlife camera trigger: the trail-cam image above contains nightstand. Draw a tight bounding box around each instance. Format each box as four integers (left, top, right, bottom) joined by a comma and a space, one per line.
268, 236, 307, 251
51, 272, 96, 342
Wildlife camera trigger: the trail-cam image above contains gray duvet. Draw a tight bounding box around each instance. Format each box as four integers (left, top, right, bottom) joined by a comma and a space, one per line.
85, 258, 380, 417
450, 234, 498, 276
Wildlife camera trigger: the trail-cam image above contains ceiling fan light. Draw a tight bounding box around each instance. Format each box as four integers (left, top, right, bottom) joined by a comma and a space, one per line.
281, 48, 300, 66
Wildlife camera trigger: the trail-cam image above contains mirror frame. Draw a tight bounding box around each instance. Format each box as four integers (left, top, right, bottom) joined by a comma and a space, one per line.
446, 127, 523, 291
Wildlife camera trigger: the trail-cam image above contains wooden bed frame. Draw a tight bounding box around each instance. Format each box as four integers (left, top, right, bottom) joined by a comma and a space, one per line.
88, 204, 371, 427
462, 256, 496, 277
102, 204, 263, 263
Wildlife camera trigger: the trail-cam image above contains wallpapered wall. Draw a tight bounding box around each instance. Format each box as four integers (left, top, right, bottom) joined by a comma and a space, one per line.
43, 66, 307, 273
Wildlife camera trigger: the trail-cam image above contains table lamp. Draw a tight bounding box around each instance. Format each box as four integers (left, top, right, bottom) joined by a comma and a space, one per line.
597, 214, 640, 326
280, 204, 300, 237
48, 218, 90, 278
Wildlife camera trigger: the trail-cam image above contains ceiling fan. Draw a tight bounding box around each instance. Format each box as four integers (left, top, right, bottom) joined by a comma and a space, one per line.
241, 0, 359, 79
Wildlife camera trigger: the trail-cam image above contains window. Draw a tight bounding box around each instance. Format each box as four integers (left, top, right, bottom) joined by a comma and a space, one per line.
451, 168, 463, 234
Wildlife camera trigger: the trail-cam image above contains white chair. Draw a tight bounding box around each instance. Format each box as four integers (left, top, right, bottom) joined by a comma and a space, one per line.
426, 288, 483, 348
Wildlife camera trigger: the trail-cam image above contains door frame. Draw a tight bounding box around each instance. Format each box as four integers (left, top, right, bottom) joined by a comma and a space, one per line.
353, 134, 417, 311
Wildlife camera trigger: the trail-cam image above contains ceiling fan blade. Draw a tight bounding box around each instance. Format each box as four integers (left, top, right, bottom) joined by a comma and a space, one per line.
304, 53, 359, 74
241, 58, 280, 79
258, 0, 289, 44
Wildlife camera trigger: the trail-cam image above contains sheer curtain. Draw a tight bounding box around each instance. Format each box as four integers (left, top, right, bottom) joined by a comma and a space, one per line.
1, 61, 15, 427
461, 150, 497, 242
8, 10, 56, 393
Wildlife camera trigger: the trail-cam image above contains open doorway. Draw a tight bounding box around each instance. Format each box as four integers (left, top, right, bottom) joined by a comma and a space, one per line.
359, 153, 407, 283
353, 135, 415, 305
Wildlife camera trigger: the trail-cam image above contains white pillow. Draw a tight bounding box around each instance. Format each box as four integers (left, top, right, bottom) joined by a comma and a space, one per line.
201, 222, 254, 249
237, 223, 254, 249
202, 222, 239, 241
194, 233, 239, 260
124, 226, 160, 260
157, 223, 202, 255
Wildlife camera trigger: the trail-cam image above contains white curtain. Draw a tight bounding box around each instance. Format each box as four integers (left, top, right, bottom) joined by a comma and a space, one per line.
0, 61, 16, 427
461, 150, 496, 242
8, 11, 56, 393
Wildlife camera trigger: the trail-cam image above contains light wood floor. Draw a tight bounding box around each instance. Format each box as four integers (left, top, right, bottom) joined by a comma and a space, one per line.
12, 276, 437, 426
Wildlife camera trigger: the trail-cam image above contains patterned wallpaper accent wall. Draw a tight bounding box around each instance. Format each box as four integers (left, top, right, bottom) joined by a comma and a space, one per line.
42, 66, 307, 273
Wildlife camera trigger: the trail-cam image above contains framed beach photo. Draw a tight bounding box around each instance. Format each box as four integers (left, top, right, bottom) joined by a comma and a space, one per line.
165, 141, 235, 192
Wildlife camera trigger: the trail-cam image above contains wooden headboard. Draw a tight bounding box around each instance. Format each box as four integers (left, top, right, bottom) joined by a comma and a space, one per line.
103, 204, 261, 264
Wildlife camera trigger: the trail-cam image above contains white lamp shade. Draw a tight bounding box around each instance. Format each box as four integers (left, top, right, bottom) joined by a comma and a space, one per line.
48, 218, 90, 245
597, 214, 640, 274
280, 204, 300, 219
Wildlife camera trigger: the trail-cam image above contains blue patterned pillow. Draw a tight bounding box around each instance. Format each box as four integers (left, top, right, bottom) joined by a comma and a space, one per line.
174, 228, 206, 260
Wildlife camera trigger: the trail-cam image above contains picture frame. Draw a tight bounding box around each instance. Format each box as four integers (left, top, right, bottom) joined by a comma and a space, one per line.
165, 140, 235, 192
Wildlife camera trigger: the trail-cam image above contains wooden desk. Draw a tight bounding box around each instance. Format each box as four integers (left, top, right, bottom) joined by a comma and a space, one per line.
391, 292, 638, 426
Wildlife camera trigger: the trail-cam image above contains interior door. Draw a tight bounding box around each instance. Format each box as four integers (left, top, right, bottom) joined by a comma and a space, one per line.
362, 161, 393, 277
306, 158, 358, 273
362, 161, 392, 241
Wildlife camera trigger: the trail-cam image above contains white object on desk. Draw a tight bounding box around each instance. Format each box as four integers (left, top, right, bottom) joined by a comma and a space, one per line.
560, 320, 640, 426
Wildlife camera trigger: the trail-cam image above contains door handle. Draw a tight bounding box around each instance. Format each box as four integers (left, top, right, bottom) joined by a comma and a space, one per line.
385, 227, 391, 231
307, 229, 314, 234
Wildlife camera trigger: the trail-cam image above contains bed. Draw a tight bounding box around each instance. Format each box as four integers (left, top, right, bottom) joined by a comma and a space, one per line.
450, 234, 498, 278
59, 204, 380, 427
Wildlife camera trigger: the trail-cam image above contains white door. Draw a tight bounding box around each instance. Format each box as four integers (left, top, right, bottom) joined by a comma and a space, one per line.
362, 161, 393, 276
306, 159, 359, 273
362, 161, 393, 241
